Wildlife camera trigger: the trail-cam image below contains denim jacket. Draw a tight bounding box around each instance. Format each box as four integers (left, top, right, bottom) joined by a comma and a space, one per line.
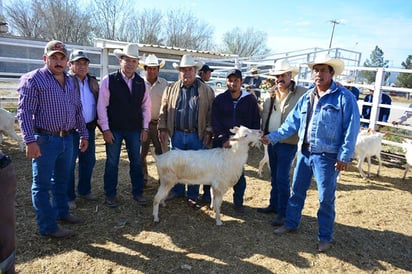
266, 81, 360, 163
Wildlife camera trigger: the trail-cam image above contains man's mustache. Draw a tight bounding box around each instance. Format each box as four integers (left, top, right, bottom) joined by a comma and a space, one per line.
54, 65, 64, 69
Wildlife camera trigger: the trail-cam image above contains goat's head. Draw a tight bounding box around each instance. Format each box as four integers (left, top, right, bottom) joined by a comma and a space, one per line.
229, 126, 262, 148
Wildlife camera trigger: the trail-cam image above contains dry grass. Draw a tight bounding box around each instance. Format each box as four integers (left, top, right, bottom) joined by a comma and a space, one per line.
1, 128, 411, 274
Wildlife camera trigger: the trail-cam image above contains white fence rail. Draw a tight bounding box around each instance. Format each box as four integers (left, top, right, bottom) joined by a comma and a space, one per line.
0, 37, 411, 150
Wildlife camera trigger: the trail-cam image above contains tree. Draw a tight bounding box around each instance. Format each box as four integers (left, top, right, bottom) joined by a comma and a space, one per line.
5, 0, 93, 45
164, 9, 215, 50
220, 27, 270, 57
4, 0, 43, 38
128, 9, 164, 45
91, 0, 135, 42
361, 45, 390, 84
396, 55, 412, 88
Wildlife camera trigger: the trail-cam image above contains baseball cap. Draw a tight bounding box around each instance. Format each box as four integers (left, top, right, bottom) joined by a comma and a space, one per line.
69, 50, 90, 62
226, 69, 242, 79
199, 64, 214, 72
44, 40, 67, 57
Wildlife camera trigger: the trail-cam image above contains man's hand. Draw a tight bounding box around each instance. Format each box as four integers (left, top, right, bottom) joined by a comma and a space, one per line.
103, 130, 114, 144
335, 160, 348, 171
79, 139, 89, 152
260, 135, 270, 145
26, 142, 41, 158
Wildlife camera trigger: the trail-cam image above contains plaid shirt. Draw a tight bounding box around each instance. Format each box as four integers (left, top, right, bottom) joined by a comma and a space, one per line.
17, 66, 88, 144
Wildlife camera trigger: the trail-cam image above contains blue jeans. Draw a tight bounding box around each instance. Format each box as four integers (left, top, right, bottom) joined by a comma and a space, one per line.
284, 149, 338, 242
104, 129, 144, 198
31, 133, 73, 235
170, 130, 205, 200
68, 128, 96, 201
267, 143, 297, 218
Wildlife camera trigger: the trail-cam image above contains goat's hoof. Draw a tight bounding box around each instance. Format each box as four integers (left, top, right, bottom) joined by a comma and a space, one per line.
153, 218, 160, 223
216, 221, 223, 226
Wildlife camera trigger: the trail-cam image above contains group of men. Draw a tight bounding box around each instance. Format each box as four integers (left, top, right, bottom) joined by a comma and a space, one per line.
13, 38, 366, 255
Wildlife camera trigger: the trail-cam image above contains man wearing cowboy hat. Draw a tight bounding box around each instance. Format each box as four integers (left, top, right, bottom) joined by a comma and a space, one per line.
257, 60, 307, 227
261, 53, 360, 252
243, 67, 263, 99
97, 43, 151, 208
158, 54, 215, 208
139, 54, 169, 186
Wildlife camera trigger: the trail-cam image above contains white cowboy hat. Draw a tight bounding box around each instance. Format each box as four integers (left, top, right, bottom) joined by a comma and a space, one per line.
114, 43, 139, 60
172, 54, 202, 70
307, 53, 345, 76
249, 67, 260, 74
268, 59, 299, 77
139, 54, 165, 69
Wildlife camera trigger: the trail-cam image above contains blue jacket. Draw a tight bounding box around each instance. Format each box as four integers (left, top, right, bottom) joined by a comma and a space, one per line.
266, 81, 360, 163
212, 90, 260, 147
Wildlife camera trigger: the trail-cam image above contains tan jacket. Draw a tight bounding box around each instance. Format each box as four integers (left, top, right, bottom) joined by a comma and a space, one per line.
261, 81, 306, 145
158, 78, 215, 140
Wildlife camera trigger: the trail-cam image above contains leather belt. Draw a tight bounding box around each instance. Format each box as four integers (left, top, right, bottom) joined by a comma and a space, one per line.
35, 128, 74, 137
176, 128, 197, 133
302, 143, 310, 150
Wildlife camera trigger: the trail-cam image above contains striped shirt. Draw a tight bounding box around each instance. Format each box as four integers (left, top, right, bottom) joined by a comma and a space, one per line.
175, 81, 199, 130
17, 66, 88, 144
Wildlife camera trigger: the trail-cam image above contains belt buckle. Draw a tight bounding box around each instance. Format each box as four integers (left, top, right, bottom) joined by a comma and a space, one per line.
59, 131, 66, 137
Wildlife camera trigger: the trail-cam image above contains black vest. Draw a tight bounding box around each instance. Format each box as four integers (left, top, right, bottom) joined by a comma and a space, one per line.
108, 70, 145, 131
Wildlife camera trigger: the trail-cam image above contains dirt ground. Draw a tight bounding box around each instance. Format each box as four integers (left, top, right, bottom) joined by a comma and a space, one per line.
2, 129, 411, 274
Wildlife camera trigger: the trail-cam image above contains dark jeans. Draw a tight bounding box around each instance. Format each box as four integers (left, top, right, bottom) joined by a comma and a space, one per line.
103, 129, 144, 198
68, 128, 96, 201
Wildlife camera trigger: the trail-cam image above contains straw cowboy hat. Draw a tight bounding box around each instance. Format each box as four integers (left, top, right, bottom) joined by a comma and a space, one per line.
268, 59, 299, 77
114, 43, 139, 59
307, 53, 345, 76
249, 67, 260, 74
139, 54, 165, 69
172, 54, 202, 70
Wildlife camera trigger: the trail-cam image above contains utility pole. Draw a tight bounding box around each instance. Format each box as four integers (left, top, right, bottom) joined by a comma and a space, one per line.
328, 19, 341, 49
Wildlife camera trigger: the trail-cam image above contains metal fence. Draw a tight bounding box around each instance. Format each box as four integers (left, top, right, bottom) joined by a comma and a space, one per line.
1, 36, 411, 149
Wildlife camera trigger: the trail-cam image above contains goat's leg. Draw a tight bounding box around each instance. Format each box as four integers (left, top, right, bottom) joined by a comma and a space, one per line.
357, 156, 367, 179
376, 154, 382, 177
403, 164, 409, 180
366, 156, 372, 178
258, 147, 269, 177
212, 189, 224, 226
153, 183, 174, 223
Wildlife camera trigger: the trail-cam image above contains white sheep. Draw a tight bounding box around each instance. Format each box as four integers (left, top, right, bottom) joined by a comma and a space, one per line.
152, 126, 261, 226
402, 139, 412, 180
354, 128, 383, 179
0, 108, 24, 152
257, 143, 270, 177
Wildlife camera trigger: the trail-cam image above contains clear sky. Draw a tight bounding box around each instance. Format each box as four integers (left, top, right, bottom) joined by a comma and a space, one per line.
136, 0, 412, 68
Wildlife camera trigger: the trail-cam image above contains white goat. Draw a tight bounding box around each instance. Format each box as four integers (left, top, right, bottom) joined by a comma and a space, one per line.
354, 128, 383, 179
257, 144, 270, 177
0, 108, 24, 152
152, 126, 261, 226
402, 140, 412, 180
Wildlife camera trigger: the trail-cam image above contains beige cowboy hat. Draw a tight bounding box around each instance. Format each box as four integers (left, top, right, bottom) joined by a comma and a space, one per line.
307, 53, 345, 76
139, 54, 165, 69
249, 67, 260, 74
268, 59, 299, 77
114, 43, 139, 60
172, 54, 202, 70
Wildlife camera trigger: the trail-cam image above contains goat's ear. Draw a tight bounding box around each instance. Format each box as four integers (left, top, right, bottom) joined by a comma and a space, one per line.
230, 126, 240, 134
